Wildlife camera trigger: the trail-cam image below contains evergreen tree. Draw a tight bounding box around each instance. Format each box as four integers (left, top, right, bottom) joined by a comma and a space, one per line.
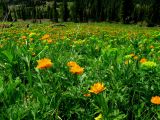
62, 0, 69, 22
53, 0, 58, 22
149, 0, 160, 26
121, 0, 134, 24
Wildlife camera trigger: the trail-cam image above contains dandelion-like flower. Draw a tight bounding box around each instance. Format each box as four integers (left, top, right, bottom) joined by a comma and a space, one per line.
69, 65, 84, 75
89, 82, 106, 94
36, 58, 53, 69
67, 61, 84, 75
140, 58, 147, 63
150, 45, 154, 49
41, 34, 50, 40
151, 96, 160, 105
21, 36, 27, 39
67, 61, 78, 67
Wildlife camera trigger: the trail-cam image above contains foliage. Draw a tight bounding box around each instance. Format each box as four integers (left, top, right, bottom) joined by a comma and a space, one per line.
0, 22, 160, 119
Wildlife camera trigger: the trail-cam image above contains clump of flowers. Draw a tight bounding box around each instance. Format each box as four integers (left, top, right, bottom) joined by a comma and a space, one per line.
41, 34, 50, 40
140, 61, 157, 70
36, 58, 53, 69
89, 82, 106, 94
151, 96, 160, 105
67, 61, 84, 75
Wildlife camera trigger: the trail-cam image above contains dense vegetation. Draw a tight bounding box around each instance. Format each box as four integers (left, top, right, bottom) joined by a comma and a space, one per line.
0, 22, 160, 119
1, 0, 160, 26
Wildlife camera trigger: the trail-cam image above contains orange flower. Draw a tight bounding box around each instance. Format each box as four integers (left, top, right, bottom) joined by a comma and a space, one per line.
150, 45, 154, 49
83, 93, 91, 97
89, 82, 106, 94
21, 36, 27, 39
41, 34, 50, 40
140, 58, 147, 63
69, 65, 84, 75
151, 96, 160, 105
47, 39, 52, 44
67, 61, 78, 67
36, 58, 53, 69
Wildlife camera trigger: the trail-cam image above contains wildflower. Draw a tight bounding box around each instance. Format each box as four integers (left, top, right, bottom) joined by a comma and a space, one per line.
133, 56, 138, 60
69, 65, 84, 75
83, 93, 91, 97
94, 114, 103, 120
29, 32, 36, 38
36, 58, 53, 69
47, 39, 52, 44
141, 61, 157, 70
140, 58, 147, 63
151, 96, 160, 105
150, 45, 154, 49
130, 53, 135, 57
41, 34, 50, 40
21, 36, 27, 39
67, 61, 78, 67
89, 82, 106, 94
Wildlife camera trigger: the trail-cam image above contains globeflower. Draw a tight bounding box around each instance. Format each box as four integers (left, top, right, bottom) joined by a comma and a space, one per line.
69, 65, 84, 75
67, 61, 78, 67
36, 58, 53, 69
67, 61, 84, 75
41, 34, 50, 40
151, 96, 160, 105
141, 61, 157, 70
140, 58, 147, 63
89, 82, 106, 94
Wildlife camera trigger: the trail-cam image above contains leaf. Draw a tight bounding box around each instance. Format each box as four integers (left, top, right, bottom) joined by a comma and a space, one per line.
0, 76, 4, 94
2, 50, 13, 63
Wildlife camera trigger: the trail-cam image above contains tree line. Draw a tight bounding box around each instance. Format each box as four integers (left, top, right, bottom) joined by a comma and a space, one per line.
0, 0, 160, 26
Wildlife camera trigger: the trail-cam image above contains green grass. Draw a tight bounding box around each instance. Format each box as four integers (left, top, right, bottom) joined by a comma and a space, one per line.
0, 22, 160, 120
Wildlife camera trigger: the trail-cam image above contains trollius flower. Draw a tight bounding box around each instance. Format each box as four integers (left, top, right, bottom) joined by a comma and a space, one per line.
67, 61, 78, 67
89, 82, 106, 94
67, 61, 84, 75
36, 58, 53, 69
69, 65, 84, 74
151, 96, 160, 105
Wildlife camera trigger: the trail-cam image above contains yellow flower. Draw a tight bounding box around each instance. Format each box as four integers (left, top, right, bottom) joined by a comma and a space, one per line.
21, 36, 27, 39
41, 34, 50, 40
130, 53, 135, 57
141, 61, 157, 70
151, 96, 160, 105
150, 45, 154, 49
69, 65, 84, 75
67, 61, 78, 67
36, 58, 53, 69
133, 56, 138, 60
140, 58, 147, 63
94, 114, 103, 120
89, 82, 106, 94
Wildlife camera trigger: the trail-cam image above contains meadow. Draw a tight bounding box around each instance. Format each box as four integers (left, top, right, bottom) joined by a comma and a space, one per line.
0, 21, 160, 120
